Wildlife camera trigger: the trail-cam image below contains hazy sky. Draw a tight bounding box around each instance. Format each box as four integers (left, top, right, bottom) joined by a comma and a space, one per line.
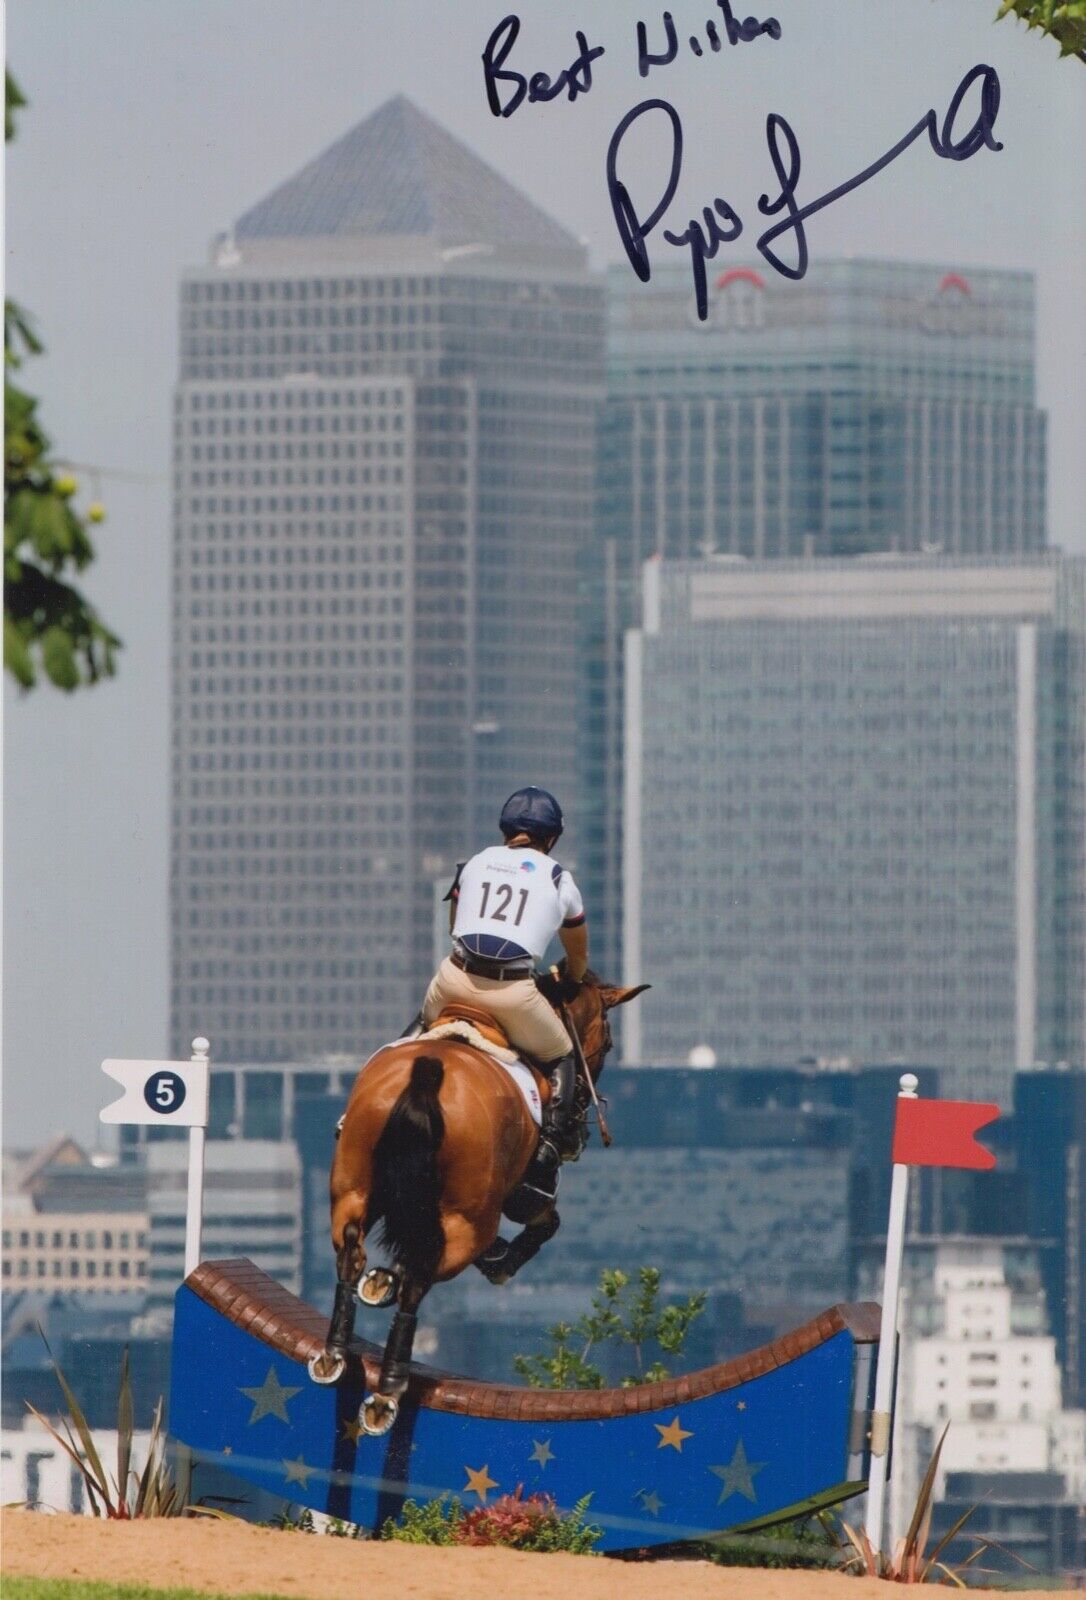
4, 0, 1084, 1148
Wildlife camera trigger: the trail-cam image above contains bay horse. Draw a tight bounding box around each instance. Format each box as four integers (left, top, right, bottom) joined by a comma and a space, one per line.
309, 971, 647, 1435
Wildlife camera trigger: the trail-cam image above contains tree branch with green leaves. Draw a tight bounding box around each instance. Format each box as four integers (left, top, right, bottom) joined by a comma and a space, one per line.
5, 70, 121, 692
995, 1, 1086, 60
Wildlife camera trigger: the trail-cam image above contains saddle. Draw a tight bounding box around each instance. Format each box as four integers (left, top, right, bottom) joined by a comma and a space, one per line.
425, 1003, 552, 1106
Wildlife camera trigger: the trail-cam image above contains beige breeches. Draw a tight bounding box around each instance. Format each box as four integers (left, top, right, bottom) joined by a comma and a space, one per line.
422, 956, 572, 1063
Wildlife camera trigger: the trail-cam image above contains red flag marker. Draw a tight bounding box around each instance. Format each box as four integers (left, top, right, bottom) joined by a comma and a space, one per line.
891, 1096, 1000, 1171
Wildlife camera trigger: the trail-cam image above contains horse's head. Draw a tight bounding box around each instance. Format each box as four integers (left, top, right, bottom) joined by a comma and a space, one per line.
565, 968, 650, 1077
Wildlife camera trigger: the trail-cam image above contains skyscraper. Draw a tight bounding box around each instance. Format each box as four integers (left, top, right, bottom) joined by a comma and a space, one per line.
602, 260, 1045, 565
587, 260, 1048, 977
623, 554, 1085, 1099
170, 97, 604, 1060
1014, 1067, 1086, 1406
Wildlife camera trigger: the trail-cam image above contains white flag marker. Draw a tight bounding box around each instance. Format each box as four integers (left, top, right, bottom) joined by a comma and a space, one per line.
100, 1037, 211, 1278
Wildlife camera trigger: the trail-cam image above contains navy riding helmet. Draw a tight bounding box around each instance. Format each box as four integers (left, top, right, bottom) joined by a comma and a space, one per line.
499, 786, 564, 844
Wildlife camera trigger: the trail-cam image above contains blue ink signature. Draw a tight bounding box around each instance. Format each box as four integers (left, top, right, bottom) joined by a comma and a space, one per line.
483, 13, 605, 117
606, 64, 1003, 319
638, 2, 782, 77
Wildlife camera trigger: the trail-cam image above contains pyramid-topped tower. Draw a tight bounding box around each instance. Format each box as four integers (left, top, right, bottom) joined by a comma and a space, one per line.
171, 98, 603, 1063
234, 94, 580, 263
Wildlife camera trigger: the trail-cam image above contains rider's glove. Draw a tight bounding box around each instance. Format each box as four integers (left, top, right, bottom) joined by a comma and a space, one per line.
538, 965, 583, 1006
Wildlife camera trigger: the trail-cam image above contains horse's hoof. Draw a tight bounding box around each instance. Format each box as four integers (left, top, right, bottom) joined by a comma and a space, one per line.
360, 1393, 399, 1435
475, 1241, 513, 1285
307, 1349, 346, 1386
358, 1267, 400, 1309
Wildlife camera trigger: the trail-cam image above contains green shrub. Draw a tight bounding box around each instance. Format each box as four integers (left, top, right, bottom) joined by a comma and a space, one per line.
379, 1489, 602, 1553
513, 1268, 706, 1391
380, 1494, 462, 1545
699, 1513, 844, 1569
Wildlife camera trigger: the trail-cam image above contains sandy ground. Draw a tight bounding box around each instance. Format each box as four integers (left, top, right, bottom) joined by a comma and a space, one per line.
1, 1509, 1067, 1599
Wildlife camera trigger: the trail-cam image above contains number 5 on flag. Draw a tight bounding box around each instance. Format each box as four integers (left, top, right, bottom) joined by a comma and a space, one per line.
891, 1095, 1000, 1171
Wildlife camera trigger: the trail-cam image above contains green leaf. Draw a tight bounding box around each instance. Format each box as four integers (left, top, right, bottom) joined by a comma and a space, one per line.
41, 625, 79, 690
5, 73, 27, 144
4, 613, 34, 687
3, 258, 122, 694
116, 1346, 134, 1508
41, 1332, 113, 1502
30, 492, 80, 563
4, 297, 42, 364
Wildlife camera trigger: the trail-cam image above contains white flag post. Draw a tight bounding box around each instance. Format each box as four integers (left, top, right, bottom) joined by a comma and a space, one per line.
100, 1036, 211, 1279
863, 1070, 918, 1554
183, 1039, 209, 1276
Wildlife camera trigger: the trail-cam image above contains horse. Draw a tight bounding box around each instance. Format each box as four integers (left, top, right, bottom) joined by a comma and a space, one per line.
308, 971, 647, 1435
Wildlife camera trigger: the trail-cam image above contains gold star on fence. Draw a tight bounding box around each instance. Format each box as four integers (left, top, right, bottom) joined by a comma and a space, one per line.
654, 1415, 693, 1452
239, 1367, 301, 1425
529, 1439, 555, 1468
638, 1489, 664, 1517
463, 1463, 499, 1503
283, 1454, 314, 1488
709, 1439, 767, 1505
340, 1415, 364, 1443
737, 1400, 747, 1411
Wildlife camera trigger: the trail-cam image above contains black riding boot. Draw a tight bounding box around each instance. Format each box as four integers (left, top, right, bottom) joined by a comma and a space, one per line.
545, 1052, 581, 1160
509, 1052, 580, 1212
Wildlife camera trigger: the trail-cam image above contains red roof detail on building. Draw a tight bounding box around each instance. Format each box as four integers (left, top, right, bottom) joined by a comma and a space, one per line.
715, 268, 766, 292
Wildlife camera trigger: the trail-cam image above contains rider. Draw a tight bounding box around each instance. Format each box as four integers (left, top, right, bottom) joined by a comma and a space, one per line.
422, 786, 589, 1204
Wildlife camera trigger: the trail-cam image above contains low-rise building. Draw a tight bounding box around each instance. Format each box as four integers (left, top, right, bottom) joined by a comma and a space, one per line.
0, 1425, 152, 1514
2, 1213, 148, 1294
878, 1240, 1084, 1563
2, 1137, 149, 1296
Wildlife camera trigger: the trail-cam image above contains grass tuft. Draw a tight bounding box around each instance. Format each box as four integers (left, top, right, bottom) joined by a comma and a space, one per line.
3, 1580, 304, 1600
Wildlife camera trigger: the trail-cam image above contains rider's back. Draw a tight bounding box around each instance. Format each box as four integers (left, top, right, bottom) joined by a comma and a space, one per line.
453, 844, 583, 965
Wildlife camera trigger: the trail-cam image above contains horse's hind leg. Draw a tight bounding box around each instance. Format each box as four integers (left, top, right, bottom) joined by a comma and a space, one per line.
360, 1275, 428, 1436
476, 1207, 560, 1286
308, 1217, 367, 1386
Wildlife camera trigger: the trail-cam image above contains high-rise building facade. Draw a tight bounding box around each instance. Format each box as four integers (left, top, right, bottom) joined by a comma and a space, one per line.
602, 260, 1045, 565
145, 1139, 301, 1308
587, 260, 1048, 978
170, 97, 604, 1060
623, 555, 1085, 1099
1014, 1066, 1086, 1406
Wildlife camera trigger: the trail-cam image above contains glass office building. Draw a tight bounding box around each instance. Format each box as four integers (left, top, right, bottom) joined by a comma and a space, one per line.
1014, 1066, 1086, 1406
587, 260, 1048, 979
624, 555, 1085, 1101
170, 96, 603, 1060
602, 259, 1044, 564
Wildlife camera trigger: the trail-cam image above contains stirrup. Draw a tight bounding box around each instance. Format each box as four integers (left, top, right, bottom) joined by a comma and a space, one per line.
559, 1114, 590, 1163
504, 1136, 560, 1224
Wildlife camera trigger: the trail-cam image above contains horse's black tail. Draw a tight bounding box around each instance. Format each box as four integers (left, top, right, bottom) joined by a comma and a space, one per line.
366, 1055, 445, 1284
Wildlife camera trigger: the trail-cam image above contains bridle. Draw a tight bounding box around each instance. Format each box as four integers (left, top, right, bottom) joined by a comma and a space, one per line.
566, 972, 612, 1081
